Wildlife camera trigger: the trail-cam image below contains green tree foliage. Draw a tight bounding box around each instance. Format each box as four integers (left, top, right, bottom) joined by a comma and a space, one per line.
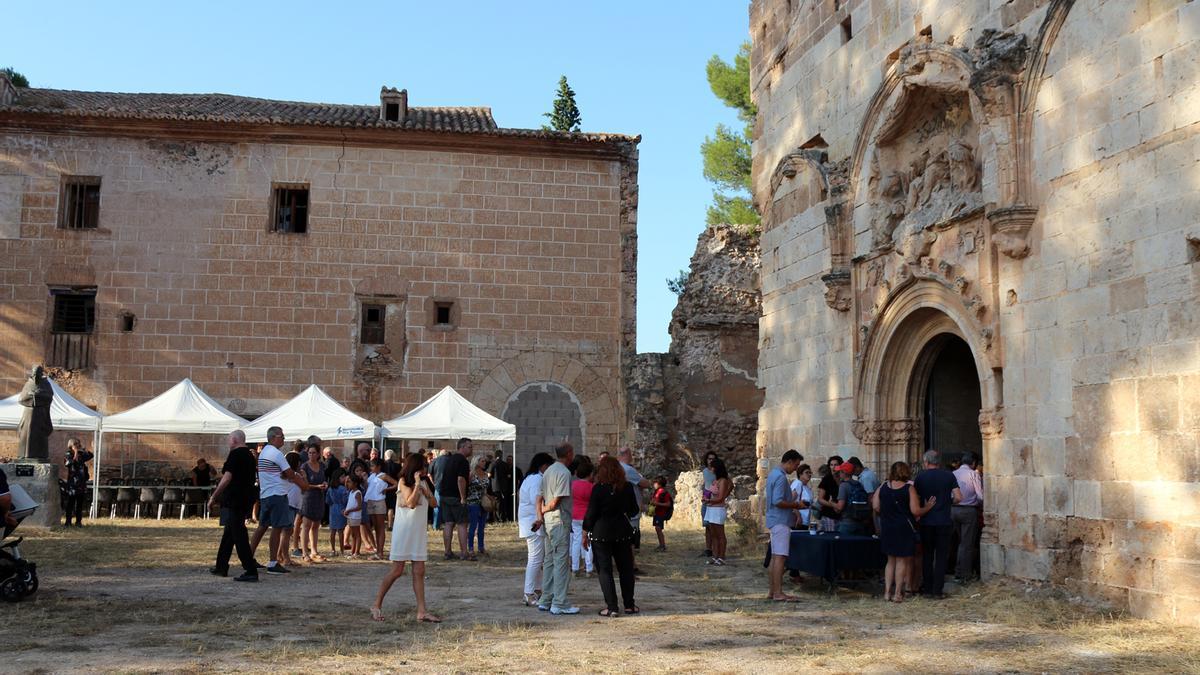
2, 68, 29, 88
701, 43, 759, 229
666, 269, 690, 296
543, 76, 582, 132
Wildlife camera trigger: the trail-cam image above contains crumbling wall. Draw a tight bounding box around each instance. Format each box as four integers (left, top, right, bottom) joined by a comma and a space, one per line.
629, 224, 763, 483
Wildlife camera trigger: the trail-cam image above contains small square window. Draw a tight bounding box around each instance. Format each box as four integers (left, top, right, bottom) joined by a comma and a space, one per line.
59, 176, 101, 230
271, 185, 309, 234
435, 302, 453, 326
384, 102, 401, 121
840, 16, 853, 44
361, 303, 385, 344
52, 290, 96, 334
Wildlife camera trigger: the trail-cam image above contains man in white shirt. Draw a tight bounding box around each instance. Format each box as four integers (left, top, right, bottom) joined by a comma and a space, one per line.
618, 446, 652, 572
248, 426, 296, 574
537, 443, 578, 614
952, 451, 983, 583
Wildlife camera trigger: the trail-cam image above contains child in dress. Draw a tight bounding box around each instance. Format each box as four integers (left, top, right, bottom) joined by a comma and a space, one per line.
326, 473, 350, 557
344, 473, 365, 558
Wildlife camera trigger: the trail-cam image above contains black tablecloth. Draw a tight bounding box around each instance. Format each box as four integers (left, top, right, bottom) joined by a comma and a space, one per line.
785, 530, 886, 581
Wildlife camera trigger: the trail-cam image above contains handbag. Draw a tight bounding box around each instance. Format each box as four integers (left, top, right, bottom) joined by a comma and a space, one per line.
481, 493, 497, 513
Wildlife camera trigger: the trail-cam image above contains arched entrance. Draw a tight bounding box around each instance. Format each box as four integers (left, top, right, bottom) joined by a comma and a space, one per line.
501, 382, 586, 456
909, 333, 983, 466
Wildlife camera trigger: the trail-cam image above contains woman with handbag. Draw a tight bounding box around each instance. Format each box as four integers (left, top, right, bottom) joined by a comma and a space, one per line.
582, 456, 642, 617
466, 456, 492, 559
872, 461, 937, 603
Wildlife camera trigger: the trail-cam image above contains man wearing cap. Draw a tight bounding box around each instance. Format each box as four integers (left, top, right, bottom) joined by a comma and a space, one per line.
764, 449, 804, 602
952, 451, 983, 584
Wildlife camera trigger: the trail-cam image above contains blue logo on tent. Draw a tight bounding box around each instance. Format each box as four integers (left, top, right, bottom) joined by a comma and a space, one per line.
336, 426, 365, 437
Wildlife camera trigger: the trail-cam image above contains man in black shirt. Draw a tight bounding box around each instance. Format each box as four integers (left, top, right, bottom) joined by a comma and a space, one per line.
438, 438, 473, 560
208, 430, 259, 582
490, 449, 512, 522
913, 450, 962, 598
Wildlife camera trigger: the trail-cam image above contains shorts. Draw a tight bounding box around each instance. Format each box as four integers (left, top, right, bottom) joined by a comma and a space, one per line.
259, 495, 293, 529
366, 499, 387, 516
769, 524, 791, 557
440, 495, 468, 524
348, 517, 362, 527
703, 506, 727, 525
652, 515, 667, 528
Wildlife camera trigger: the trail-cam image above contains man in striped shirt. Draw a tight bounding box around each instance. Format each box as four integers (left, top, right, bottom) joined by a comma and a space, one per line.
250, 426, 296, 574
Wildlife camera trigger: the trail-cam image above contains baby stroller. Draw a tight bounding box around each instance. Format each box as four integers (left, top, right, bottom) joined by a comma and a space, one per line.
1, 482, 40, 602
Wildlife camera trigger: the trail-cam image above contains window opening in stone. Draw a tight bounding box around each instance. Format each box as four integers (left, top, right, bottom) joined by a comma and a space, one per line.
59, 176, 101, 230
271, 185, 309, 234
52, 290, 95, 333
361, 303, 385, 344
1188, 236, 1200, 264
919, 335, 982, 467
49, 287, 96, 370
840, 16, 853, 44
384, 102, 400, 121
435, 301, 453, 326
120, 312, 136, 333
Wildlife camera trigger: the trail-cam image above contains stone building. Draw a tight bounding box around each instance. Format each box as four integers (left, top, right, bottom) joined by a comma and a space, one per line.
0, 77, 638, 471
750, 0, 1199, 622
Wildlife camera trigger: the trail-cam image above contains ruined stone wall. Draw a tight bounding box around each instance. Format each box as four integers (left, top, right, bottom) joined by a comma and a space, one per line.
0, 131, 637, 471
630, 224, 762, 482
750, 0, 1200, 624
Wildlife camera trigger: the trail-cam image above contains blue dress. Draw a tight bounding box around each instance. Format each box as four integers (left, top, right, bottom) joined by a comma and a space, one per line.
878, 483, 917, 557
326, 485, 349, 530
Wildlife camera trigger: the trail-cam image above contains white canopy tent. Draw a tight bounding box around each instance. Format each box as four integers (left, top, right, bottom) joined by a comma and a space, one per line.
94, 378, 248, 513
241, 384, 377, 444
381, 386, 517, 518
0, 379, 104, 468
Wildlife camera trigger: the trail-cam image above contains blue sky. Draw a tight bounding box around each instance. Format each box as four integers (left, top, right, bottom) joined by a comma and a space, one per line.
5, 0, 751, 353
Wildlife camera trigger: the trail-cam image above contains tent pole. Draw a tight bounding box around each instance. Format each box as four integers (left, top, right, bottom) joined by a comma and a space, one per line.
511, 439, 517, 522
91, 427, 104, 520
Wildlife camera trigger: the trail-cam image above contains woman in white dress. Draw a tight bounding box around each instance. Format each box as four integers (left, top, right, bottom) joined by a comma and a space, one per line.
371, 453, 440, 623
519, 452, 555, 606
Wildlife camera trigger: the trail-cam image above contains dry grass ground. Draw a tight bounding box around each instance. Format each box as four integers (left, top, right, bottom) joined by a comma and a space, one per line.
3, 519, 1198, 674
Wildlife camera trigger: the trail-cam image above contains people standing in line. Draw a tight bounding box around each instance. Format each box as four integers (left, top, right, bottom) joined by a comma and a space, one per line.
438, 439, 473, 561
700, 451, 718, 558
952, 451, 983, 584
350, 463, 377, 555
371, 452, 441, 623
702, 458, 732, 565
383, 449, 402, 529
537, 442, 578, 615
466, 455, 490, 558
490, 449, 514, 522
299, 443, 329, 562
344, 473, 365, 557
913, 450, 962, 599
617, 447, 651, 574
582, 456, 641, 617
790, 464, 814, 529
519, 452, 554, 606
61, 438, 93, 527
365, 459, 397, 561
764, 450, 805, 602
570, 457, 595, 578
833, 461, 873, 536
650, 476, 673, 552
873, 461, 936, 602
816, 455, 844, 532
207, 430, 259, 582
249, 426, 297, 575
326, 472, 350, 558
848, 457, 878, 494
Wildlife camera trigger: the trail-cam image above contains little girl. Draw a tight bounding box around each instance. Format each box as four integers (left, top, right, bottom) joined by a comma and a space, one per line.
281, 450, 308, 567
344, 473, 365, 558
326, 473, 350, 558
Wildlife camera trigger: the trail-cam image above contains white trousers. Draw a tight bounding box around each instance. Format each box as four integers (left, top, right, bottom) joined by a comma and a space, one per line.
570, 519, 594, 572
523, 532, 546, 595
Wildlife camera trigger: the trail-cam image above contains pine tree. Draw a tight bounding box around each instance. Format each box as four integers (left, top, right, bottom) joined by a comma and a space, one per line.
543, 76, 582, 133
700, 43, 760, 229
1, 68, 29, 88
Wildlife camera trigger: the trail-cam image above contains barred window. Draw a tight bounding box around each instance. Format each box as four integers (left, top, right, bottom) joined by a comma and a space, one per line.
58, 176, 101, 230
271, 185, 309, 234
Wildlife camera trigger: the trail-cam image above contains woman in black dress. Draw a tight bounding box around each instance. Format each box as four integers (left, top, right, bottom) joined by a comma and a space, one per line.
872, 461, 936, 602
815, 455, 843, 531
582, 456, 641, 617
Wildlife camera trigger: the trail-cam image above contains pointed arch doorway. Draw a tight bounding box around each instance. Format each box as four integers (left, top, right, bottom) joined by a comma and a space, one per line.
910, 333, 983, 467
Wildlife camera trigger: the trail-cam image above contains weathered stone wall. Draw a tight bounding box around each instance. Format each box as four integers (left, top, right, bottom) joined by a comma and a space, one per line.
750, 0, 1200, 624
0, 125, 637, 471
629, 224, 763, 482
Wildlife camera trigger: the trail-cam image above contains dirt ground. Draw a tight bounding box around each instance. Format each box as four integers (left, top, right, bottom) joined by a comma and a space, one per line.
3, 519, 1199, 674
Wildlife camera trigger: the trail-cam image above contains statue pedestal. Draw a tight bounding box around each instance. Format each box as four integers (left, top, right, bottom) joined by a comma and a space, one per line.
7, 462, 61, 528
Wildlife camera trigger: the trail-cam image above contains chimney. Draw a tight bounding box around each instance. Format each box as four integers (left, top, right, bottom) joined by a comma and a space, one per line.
379, 87, 407, 123
0, 72, 16, 106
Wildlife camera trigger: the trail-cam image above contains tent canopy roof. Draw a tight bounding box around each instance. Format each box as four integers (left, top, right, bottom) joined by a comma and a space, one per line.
0, 378, 102, 431
382, 386, 515, 441
102, 378, 246, 434
241, 385, 376, 443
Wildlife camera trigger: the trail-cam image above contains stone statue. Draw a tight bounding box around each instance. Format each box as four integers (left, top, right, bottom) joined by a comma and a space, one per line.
17, 365, 54, 461
873, 171, 907, 250
920, 150, 951, 206
906, 152, 928, 213
948, 140, 980, 192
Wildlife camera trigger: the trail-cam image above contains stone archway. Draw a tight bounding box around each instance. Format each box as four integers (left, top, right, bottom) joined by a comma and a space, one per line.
501, 381, 586, 456
910, 333, 983, 466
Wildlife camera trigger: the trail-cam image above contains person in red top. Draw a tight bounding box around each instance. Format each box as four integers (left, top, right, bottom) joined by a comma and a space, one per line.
650, 476, 673, 552
569, 457, 595, 577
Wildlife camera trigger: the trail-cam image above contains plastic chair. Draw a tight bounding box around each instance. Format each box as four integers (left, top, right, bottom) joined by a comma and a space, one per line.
136, 488, 159, 519
115, 488, 136, 519
160, 488, 183, 520
96, 488, 116, 519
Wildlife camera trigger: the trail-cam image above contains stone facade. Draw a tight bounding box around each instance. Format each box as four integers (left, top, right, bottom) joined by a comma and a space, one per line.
629, 224, 762, 479
0, 84, 638, 471
750, 0, 1200, 623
